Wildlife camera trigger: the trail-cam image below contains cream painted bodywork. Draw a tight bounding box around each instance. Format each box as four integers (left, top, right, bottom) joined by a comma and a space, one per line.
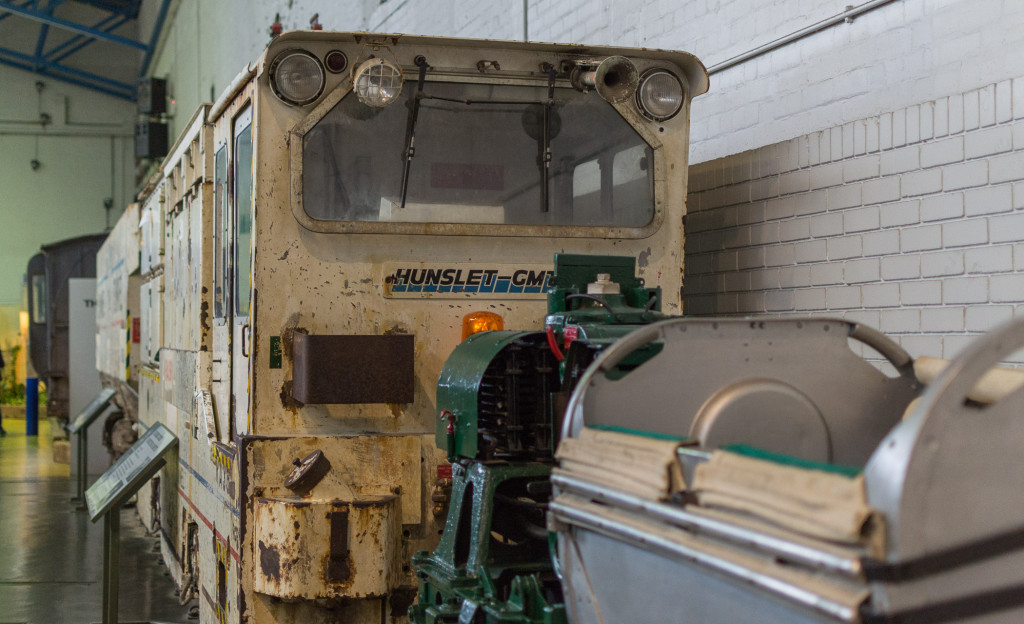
96, 31, 706, 624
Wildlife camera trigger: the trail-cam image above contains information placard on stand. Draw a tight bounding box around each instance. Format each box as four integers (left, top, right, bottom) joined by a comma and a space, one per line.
87, 422, 178, 624
68, 387, 116, 506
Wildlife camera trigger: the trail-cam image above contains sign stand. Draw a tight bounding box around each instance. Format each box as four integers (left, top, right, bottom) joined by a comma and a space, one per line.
68, 387, 116, 507
87, 422, 178, 624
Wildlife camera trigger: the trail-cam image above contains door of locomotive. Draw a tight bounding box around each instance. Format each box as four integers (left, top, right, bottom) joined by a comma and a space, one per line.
231, 106, 253, 437
211, 105, 254, 441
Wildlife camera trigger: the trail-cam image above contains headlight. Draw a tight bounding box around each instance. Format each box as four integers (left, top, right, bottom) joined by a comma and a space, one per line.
353, 58, 404, 108
270, 50, 325, 106
636, 69, 684, 121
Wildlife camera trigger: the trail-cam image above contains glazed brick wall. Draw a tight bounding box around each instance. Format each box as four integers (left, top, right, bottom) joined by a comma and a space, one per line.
686, 78, 1024, 362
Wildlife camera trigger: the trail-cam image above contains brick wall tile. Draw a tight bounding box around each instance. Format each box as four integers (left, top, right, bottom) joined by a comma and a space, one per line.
810, 161, 842, 189
736, 203, 767, 225
845, 205, 881, 233
943, 218, 989, 247
738, 247, 766, 270
980, 84, 997, 127
724, 271, 750, 292
779, 265, 811, 288
750, 268, 780, 290
965, 184, 1013, 216
989, 151, 1024, 184
880, 309, 921, 333
902, 169, 942, 197
810, 263, 844, 286
900, 334, 944, 358
779, 170, 810, 195
942, 160, 988, 191
989, 213, 1024, 243
921, 192, 964, 222
795, 240, 827, 263
738, 292, 766, 313
843, 122, 856, 158
845, 258, 880, 283
866, 117, 880, 153
920, 135, 964, 168
991, 274, 1024, 302
901, 280, 942, 305
765, 244, 795, 267
1014, 123, 1024, 151
920, 102, 934, 142
965, 125, 1013, 159
880, 199, 921, 227
749, 176, 780, 201
831, 126, 844, 161
722, 226, 752, 249
750, 222, 780, 245
882, 255, 921, 280
765, 290, 795, 312
901, 224, 943, 252
855, 120, 868, 155
716, 293, 740, 314
1014, 78, 1024, 120
921, 250, 965, 278
794, 288, 825, 310
1016, 181, 1024, 209
827, 285, 861, 309
828, 184, 863, 210
907, 106, 922, 144
934, 97, 949, 138
811, 213, 843, 237
793, 190, 829, 216
922, 307, 965, 332
863, 177, 901, 205
881, 146, 920, 175
687, 252, 714, 275
844, 155, 880, 182
863, 283, 901, 307
684, 294, 714, 315
964, 89, 980, 131
880, 112, 893, 150
713, 250, 738, 272
766, 196, 795, 221
943, 335, 975, 359
863, 230, 901, 256
943, 276, 989, 303
780, 218, 811, 242
997, 80, 1013, 123
893, 108, 907, 148
949, 94, 965, 134
966, 305, 1014, 331
828, 235, 864, 259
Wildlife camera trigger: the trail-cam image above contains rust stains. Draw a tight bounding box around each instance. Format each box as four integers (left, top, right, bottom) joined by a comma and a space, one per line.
389, 585, 418, 617
259, 540, 281, 582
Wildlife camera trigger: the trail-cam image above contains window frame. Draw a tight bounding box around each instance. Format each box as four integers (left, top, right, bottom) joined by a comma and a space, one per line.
286, 73, 668, 239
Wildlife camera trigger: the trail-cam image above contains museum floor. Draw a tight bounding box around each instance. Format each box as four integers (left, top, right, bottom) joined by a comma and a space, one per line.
0, 417, 191, 624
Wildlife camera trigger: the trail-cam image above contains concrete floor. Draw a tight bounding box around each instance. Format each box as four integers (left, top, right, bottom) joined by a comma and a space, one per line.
0, 417, 192, 624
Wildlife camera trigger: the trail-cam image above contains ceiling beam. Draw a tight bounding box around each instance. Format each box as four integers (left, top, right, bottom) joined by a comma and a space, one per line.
0, 0, 147, 50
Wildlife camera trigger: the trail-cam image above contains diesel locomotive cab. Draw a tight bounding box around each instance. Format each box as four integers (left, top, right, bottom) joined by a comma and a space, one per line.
100, 31, 706, 624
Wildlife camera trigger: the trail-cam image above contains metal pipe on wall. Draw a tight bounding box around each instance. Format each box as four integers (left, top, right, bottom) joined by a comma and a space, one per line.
707, 0, 901, 75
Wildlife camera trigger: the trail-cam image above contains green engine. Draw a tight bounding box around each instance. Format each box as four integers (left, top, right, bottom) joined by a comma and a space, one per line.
411, 254, 667, 624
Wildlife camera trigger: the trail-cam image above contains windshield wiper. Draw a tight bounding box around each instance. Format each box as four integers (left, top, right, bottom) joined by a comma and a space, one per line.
540, 63, 556, 213
399, 55, 429, 209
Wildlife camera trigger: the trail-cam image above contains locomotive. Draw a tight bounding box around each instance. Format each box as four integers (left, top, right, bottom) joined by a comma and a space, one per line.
95, 30, 707, 624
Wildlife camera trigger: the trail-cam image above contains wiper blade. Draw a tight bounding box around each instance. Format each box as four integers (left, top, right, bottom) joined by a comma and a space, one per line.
540, 63, 556, 213
399, 55, 429, 210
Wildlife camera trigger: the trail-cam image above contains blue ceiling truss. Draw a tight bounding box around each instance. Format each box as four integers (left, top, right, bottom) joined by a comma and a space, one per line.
0, 0, 171, 101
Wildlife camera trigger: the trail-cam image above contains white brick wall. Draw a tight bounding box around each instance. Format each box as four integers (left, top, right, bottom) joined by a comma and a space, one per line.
686, 77, 1024, 361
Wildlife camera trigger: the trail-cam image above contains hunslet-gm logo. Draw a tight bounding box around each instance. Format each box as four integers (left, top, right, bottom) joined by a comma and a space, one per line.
383, 263, 554, 299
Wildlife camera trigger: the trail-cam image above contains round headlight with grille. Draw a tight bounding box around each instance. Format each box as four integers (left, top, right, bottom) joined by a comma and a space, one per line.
636, 69, 684, 121
270, 50, 325, 106
353, 58, 404, 108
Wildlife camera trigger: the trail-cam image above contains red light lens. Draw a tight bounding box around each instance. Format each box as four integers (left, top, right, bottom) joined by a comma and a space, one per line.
325, 50, 347, 73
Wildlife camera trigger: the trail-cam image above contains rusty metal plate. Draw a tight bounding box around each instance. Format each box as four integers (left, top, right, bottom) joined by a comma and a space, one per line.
253, 495, 400, 599
291, 332, 414, 404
